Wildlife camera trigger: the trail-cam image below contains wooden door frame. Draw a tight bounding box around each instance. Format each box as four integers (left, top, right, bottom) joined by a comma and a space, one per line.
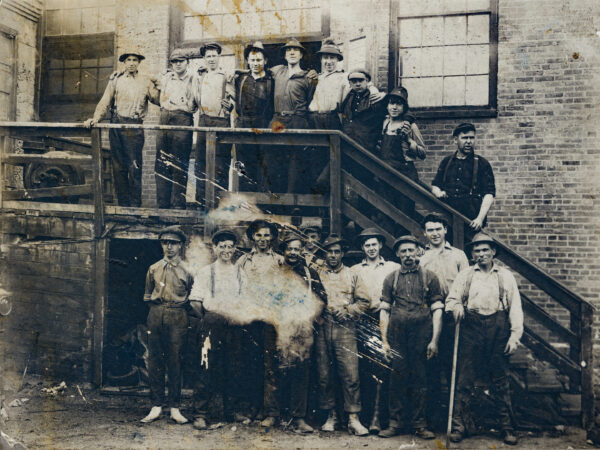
0, 24, 19, 121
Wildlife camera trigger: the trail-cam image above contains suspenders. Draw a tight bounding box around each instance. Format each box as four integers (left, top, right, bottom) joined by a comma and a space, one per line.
442, 154, 480, 195
461, 267, 508, 311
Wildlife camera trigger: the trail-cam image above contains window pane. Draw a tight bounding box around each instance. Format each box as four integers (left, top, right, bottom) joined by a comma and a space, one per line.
403, 77, 443, 107
64, 59, 80, 68
398, 0, 428, 16
400, 48, 421, 77
48, 59, 63, 69
81, 68, 98, 94
46, 10, 62, 35
184, 15, 203, 40
280, 9, 302, 34
347, 37, 367, 72
98, 67, 113, 92
47, 70, 63, 95
443, 76, 466, 105
99, 56, 114, 68
444, 16, 466, 45
63, 69, 81, 94
422, 17, 444, 46
466, 75, 488, 105
81, 7, 99, 34
259, 11, 281, 35
467, 44, 489, 74
468, 0, 490, 11
202, 15, 223, 41
205, 0, 223, 14
82, 58, 98, 68
444, 45, 466, 75
420, 47, 443, 76
63, 9, 82, 35
445, 0, 467, 13
98, 6, 116, 32
467, 14, 489, 44
222, 14, 241, 39
399, 18, 422, 48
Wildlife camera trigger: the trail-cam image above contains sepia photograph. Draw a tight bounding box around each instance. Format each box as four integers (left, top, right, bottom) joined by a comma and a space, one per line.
0, 0, 599, 448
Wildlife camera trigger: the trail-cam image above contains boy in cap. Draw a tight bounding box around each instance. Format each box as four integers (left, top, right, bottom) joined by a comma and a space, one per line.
299, 224, 325, 271
191, 42, 235, 208
431, 123, 495, 230
85, 50, 159, 207
141, 226, 193, 424
379, 235, 443, 440
316, 235, 370, 436
154, 49, 195, 209
445, 233, 522, 445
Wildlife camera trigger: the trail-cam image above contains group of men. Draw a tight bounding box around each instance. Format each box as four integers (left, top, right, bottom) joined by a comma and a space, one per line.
141, 210, 523, 446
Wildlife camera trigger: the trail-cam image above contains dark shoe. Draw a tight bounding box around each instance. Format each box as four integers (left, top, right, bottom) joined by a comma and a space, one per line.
503, 430, 518, 446
378, 427, 399, 438
415, 427, 435, 440
449, 431, 464, 443
193, 417, 207, 430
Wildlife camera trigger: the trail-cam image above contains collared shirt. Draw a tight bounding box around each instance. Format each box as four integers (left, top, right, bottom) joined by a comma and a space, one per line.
191, 69, 235, 117
158, 69, 195, 113
271, 65, 316, 114
234, 72, 274, 121
308, 69, 349, 113
144, 256, 194, 304
381, 265, 444, 313
236, 247, 285, 276
340, 89, 387, 151
351, 257, 400, 311
189, 261, 245, 313
420, 242, 469, 297
318, 264, 370, 315
431, 152, 496, 198
445, 263, 524, 342
93, 70, 159, 121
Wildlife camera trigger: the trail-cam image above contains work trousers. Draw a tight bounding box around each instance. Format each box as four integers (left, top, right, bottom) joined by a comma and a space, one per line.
388, 308, 432, 430
268, 113, 311, 193
236, 116, 270, 192
195, 115, 231, 207
445, 196, 487, 228
310, 111, 340, 194
146, 304, 189, 407
109, 115, 144, 207
155, 110, 193, 209
263, 324, 310, 418
236, 322, 265, 415
315, 317, 362, 413
453, 310, 514, 434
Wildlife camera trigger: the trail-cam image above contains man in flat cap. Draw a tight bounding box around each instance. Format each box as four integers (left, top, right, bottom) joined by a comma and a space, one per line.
378, 235, 442, 440
191, 42, 236, 208
232, 41, 275, 191
445, 233, 522, 445
261, 232, 327, 433
316, 234, 370, 436
299, 224, 325, 271
268, 39, 317, 193
154, 49, 195, 209
141, 225, 193, 425
351, 228, 399, 433
85, 50, 159, 207
340, 69, 387, 153
431, 123, 496, 230
419, 213, 469, 426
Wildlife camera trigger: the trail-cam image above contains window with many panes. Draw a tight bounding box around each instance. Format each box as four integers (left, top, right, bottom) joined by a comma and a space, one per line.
395, 0, 497, 117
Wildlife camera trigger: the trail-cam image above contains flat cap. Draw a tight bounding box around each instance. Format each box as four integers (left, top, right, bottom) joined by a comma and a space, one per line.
159, 225, 186, 243
280, 231, 304, 250
322, 234, 346, 249
245, 219, 279, 240
201, 42, 222, 57
211, 229, 238, 246
453, 122, 476, 137
169, 48, 189, 61
299, 223, 322, 234
387, 86, 409, 105
356, 227, 385, 246
392, 235, 421, 253
119, 50, 145, 62
348, 69, 371, 81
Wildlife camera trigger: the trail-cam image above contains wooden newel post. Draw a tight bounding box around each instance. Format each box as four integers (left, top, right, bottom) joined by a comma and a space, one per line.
91, 128, 105, 238
0, 134, 6, 210
580, 303, 594, 429
329, 134, 342, 235
205, 131, 217, 211
453, 215, 465, 250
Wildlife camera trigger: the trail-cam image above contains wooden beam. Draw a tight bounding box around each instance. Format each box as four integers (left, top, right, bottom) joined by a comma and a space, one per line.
580, 303, 594, 428
521, 293, 579, 348
3, 153, 92, 166
92, 238, 108, 387
218, 131, 330, 147
43, 137, 110, 155
452, 214, 465, 250
341, 201, 395, 248
91, 128, 105, 238
0, 135, 7, 209
7, 128, 91, 139
221, 191, 328, 207
204, 131, 217, 211
1, 200, 94, 213
3, 184, 92, 200
329, 135, 341, 235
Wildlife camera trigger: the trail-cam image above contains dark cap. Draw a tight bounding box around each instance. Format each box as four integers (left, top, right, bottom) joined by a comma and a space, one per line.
392, 235, 421, 253
356, 227, 385, 246
422, 213, 449, 229
282, 38, 306, 53
322, 234, 346, 249
201, 42, 222, 57
119, 50, 145, 62
348, 69, 371, 82
245, 219, 279, 241
159, 225, 186, 243
387, 86, 409, 107
280, 231, 304, 250
453, 122, 476, 137
316, 38, 343, 60
244, 41, 266, 60
299, 223, 322, 234
465, 232, 497, 251
211, 229, 238, 246
169, 48, 189, 62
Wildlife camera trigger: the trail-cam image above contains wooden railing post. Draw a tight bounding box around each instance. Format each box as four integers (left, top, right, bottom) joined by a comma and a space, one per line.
0, 134, 6, 210
580, 303, 594, 429
329, 134, 341, 235
452, 215, 465, 250
230, 144, 239, 193
91, 128, 105, 238
205, 131, 217, 211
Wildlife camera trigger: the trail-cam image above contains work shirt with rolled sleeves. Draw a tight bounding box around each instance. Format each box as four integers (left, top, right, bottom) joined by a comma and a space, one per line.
191, 70, 235, 118
236, 248, 285, 277
234, 72, 274, 123
380, 265, 444, 317
189, 261, 245, 314
445, 263, 524, 343
144, 256, 194, 305
431, 152, 496, 199
420, 242, 469, 298
93, 70, 159, 122
158, 69, 195, 113
271, 65, 316, 114
308, 70, 349, 113
351, 257, 399, 312
318, 264, 370, 318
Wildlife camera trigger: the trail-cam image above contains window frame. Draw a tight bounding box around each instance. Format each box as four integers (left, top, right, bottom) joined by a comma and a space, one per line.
389, 0, 498, 119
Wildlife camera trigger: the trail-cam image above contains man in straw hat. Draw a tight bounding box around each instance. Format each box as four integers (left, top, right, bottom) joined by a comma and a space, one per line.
141, 226, 193, 425
316, 234, 370, 436
85, 49, 159, 207
378, 235, 442, 440
444, 233, 522, 445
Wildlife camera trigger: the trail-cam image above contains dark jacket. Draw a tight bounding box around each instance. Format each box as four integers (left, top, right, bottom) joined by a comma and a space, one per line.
340, 90, 387, 152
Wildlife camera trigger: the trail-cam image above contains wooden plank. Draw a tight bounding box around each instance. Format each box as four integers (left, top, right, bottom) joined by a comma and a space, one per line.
205, 131, 217, 211
329, 134, 342, 235
218, 131, 330, 147
580, 303, 594, 428
452, 214, 465, 250
105, 205, 202, 219
521, 293, 579, 348
341, 201, 395, 248
341, 170, 423, 238
9, 272, 93, 297
1, 215, 94, 239
93, 238, 108, 387
5, 259, 92, 281
91, 128, 105, 238
2, 200, 94, 214
0, 135, 6, 208
221, 191, 327, 207
3, 184, 92, 200
43, 137, 109, 155
3, 153, 92, 166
